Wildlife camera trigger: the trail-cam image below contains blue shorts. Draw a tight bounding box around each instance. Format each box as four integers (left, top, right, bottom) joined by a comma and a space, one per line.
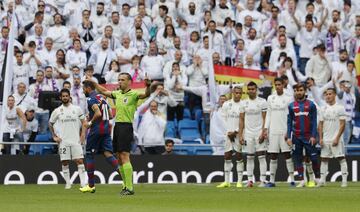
86, 132, 113, 154
292, 137, 318, 158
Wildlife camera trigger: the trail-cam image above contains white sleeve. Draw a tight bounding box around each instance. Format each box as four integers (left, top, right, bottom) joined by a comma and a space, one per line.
338, 105, 346, 120
49, 109, 58, 124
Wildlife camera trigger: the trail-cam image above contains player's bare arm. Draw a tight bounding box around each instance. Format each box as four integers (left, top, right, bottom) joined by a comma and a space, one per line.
85, 79, 112, 98
259, 111, 266, 143
333, 119, 345, 147
239, 113, 245, 145
80, 118, 87, 145
86, 104, 102, 128
49, 122, 61, 143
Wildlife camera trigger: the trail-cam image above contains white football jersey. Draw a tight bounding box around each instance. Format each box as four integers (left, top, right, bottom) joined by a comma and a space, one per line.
222, 99, 242, 133
49, 104, 85, 145
319, 103, 346, 142
240, 97, 267, 136
265, 93, 292, 134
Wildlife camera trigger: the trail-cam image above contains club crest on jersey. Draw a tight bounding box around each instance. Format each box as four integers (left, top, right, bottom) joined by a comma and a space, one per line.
123, 97, 128, 104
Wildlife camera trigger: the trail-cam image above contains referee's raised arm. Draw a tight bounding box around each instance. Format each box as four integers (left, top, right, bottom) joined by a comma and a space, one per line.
85, 79, 113, 98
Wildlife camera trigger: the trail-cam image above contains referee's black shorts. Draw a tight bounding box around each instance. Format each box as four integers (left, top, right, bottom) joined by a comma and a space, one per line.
113, 122, 134, 153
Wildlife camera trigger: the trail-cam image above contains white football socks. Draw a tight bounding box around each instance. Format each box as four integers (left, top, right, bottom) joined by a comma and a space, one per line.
247, 155, 255, 182
269, 159, 278, 184
77, 164, 86, 187
305, 162, 315, 182
340, 159, 348, 184
62, 165, 70, 186
258, 155, 267, 183
236, 160, 244, 183
286, 158, 295, 182
224, 160, 233, 183
320, 161, 328, 183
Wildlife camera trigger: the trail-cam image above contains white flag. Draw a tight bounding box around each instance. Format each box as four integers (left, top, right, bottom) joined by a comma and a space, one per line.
0, 11, 17, 142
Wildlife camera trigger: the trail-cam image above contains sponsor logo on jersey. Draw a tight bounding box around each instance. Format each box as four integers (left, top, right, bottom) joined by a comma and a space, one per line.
294, 111, 309, 116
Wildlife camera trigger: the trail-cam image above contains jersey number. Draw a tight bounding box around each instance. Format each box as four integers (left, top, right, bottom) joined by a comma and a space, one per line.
59, 148, 66, 154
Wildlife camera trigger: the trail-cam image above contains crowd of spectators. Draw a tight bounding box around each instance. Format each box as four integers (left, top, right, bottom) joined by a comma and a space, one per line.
1, 0, 360, 155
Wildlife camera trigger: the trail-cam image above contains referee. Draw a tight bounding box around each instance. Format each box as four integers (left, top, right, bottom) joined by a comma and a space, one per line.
89, 73, 150, 195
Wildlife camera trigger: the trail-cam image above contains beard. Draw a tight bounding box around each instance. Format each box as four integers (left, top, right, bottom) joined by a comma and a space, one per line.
97, 11, 103, 16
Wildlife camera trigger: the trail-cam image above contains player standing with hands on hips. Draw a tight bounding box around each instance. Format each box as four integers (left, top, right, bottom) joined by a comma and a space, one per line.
49, 89, 87, 189
86, 72, 151, 195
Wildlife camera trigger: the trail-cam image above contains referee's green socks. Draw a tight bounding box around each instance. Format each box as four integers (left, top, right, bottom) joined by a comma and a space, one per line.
123, 162, 134, 191
119, 166, 126, 188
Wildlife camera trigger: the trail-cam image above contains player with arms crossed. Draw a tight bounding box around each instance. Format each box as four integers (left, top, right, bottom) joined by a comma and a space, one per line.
287, 83, 319, 187
217, 86, 244, 188
239, 81, 268, 187
318, 88, 348, 187
80, 81, 121, 193
264, 78, 295, 187
88, 73, 150, 195
49, 89, 87, 189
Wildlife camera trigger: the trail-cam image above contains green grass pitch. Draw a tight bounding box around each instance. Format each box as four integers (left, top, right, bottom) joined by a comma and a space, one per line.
1, 183, 359, 212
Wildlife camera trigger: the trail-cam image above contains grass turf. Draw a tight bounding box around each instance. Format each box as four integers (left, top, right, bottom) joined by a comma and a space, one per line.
0, 183, 359, 212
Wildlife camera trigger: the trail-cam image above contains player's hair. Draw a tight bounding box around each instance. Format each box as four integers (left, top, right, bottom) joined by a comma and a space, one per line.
119, 72, 132, 81
60, 88, 70, 96
247, 81, 257, 88
82, 80, 95, 90
165, 139, 174, 145
326, 87, 337, 94
293, 83, 306, 91
274, 77, 284, 84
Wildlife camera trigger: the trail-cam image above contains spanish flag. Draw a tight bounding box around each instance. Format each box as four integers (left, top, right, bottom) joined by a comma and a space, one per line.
214, 65, 277, 85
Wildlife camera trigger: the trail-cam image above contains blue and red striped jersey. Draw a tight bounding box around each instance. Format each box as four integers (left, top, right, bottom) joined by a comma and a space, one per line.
287, 99, 317, 140
87, 91, 111, 135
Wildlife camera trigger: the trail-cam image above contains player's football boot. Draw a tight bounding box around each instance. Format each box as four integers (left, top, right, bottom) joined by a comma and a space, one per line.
258, 182, 266, 187
306, 181, 316, 188
121, 189, 135, 195
316, 181, 325, 187
341, 182, 348, 188
246, 181, 253, 188
216, 182, 231, 188
296, 180, 306, 188
265, 182, 276, 187
79, 185, 96, 193
65, 184, 71, 189
236, 182, 243, 188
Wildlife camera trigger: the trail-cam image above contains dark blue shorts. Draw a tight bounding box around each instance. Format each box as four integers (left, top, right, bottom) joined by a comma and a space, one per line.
292, 137, 318, 158
86, 132, 113, 154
